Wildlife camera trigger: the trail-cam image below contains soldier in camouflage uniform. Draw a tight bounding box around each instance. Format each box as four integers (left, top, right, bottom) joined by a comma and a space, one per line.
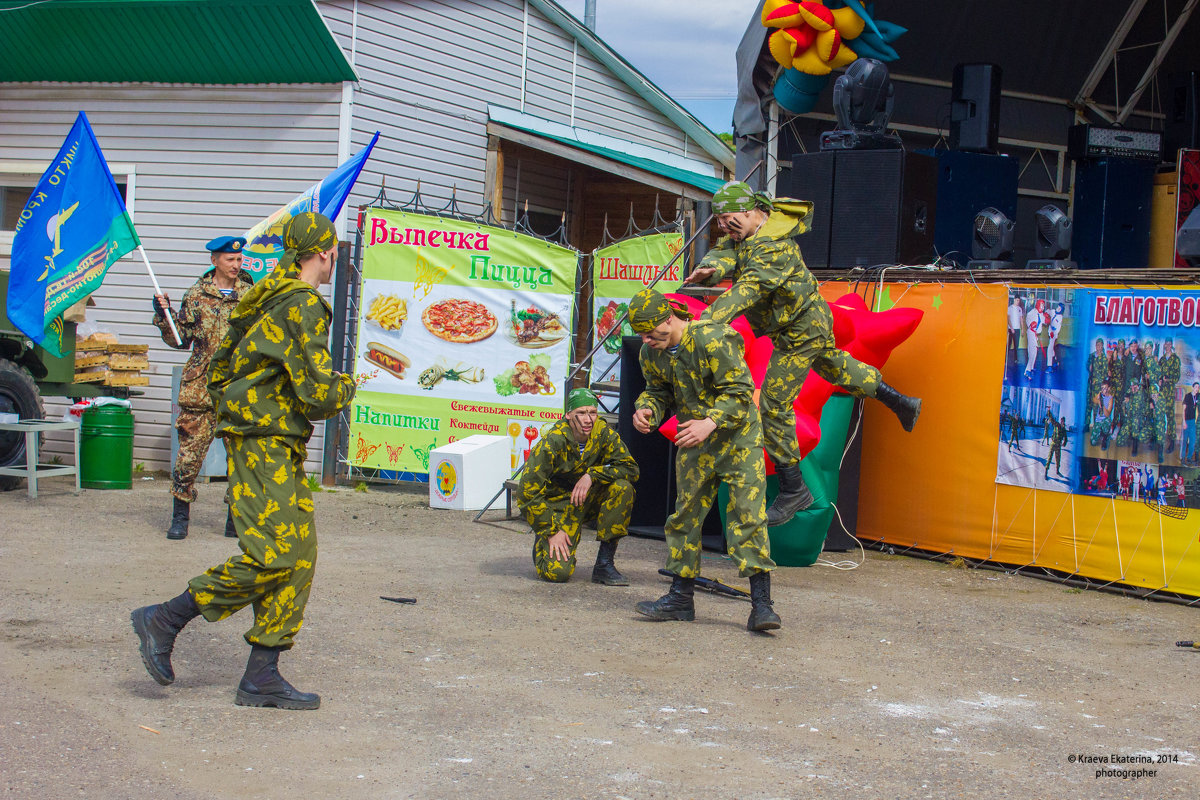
628, 289, 781, 633
684, 181, 921, 527
1044, 416, 1068, 479
1107, 341, 1125, 442
1090, 381, 1115, 449
1143, 339, 1163, 457
133, 212, 355, 711
519, 388, 639, 585
1159, 339, 1182, 453
1117, 341, 1146, 456
153, 235, 254, 540
1085, 338, 1105, 429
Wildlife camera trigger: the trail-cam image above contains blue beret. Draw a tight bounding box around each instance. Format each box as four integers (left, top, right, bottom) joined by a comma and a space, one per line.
205, 235, 246, 253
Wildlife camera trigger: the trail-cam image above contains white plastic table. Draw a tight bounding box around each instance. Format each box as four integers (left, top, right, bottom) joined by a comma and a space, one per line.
0, 419, 81, 499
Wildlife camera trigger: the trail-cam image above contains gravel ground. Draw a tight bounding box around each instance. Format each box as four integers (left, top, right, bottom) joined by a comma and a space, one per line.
1, 477, 1197, 800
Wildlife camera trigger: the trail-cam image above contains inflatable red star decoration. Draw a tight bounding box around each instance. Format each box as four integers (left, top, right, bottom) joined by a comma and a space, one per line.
656, 292, 923, 474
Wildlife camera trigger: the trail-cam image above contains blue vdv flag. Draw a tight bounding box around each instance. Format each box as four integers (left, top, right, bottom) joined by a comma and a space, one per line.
8, 112, 140, 356
241, 132, 380, 281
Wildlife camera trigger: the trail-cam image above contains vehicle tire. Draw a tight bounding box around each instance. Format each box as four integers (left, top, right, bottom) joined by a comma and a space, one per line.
0, 357, 45, 491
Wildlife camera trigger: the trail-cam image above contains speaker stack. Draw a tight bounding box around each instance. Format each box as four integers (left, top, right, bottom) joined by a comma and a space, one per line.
789, 149, 937, 269
1068, 124, 1160, 269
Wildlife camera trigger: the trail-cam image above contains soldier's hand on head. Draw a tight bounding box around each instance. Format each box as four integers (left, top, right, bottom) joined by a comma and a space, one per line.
632, 408, 656, 434
675, 417, 717, 448
570, 473, 593, 506
548, 530, 571, 562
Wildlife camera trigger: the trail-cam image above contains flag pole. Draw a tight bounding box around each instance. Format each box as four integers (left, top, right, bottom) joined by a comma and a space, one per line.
138, 245, 182, 346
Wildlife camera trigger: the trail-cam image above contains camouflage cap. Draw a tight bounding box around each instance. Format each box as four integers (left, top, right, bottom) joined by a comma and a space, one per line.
628, 288, 692, 334
712, 180, 778, 215
711, 181, 758, 214
566, 387, 599, 412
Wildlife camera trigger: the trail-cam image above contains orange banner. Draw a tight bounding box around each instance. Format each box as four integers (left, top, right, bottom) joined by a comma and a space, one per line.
844, 280, 1200, 600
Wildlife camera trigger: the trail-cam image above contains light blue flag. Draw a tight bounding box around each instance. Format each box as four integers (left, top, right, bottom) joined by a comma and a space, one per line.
241, 132, 380, 281
8, 112, 140, 356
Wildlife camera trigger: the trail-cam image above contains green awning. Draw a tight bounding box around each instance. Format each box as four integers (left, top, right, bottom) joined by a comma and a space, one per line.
0, 0, 356, 84
488, 105, 727, 197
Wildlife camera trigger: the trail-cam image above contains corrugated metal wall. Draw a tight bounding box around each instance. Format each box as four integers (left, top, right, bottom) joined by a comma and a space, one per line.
0, 84, 343, 471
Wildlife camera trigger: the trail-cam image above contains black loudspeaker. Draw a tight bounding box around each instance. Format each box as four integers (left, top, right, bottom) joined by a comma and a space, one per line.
925, 149, 1019, 264
789, 150, 936, 269
1072, 158, 1155, 269
786, 152, 835, 268
1165, 71, 1200, 163
950, 63, 1002, 154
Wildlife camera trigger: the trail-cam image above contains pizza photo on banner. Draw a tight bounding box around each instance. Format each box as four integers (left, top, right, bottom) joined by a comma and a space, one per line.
349, 209, 579, 475
997, 286, 1200, 510
996, 288, 1080, 493
591, 231, 684, 391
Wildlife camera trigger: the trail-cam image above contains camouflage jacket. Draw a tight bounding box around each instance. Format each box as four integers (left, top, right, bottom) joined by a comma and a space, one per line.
153, 268, 254, 410
1160, 353, 1182, 394
635, 319, 762, 449
518, 417, 639, 534
694, 202, 829, 347
208, 278, 355, 442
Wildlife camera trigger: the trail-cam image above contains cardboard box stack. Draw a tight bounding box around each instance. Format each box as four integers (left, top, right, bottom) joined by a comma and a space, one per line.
75, 333, 150, 386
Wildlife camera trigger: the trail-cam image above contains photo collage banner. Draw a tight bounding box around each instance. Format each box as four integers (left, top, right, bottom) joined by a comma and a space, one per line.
349, 209, 579, 475
998, 288, 1200, 510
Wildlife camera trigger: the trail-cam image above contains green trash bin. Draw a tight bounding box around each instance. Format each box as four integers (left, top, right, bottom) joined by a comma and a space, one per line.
80, 404, 134, 489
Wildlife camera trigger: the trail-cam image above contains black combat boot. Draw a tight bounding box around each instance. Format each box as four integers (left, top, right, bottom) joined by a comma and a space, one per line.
235, 645, 321, 710
166, 496, 190, 540
635, 574, 695, 621
591, 538, 629, 585
130, 590, 200, 685
224, 507, 237, 538
747, 572, 782, 632
766, 463, 815, 526
874, 383, 922, 432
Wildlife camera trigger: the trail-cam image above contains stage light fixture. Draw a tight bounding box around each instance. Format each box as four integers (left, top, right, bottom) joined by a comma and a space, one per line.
1177, 207, 1200, 267
967, 207, 1015, 269
1027, 204, 1075, 269
820, 58, 902, 151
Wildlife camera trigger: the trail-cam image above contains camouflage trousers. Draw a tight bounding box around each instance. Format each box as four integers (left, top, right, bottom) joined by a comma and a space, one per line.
761, 341, 881, 467
189, 435, 316, 649
664, 434, 775, 579
171, 407, 219, 502
1045, 444, 1062, 473
530, 479, 634, 583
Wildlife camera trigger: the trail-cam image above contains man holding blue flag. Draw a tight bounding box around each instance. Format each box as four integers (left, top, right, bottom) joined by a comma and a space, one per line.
7, 112, 139, 356
153, 235, 254, 540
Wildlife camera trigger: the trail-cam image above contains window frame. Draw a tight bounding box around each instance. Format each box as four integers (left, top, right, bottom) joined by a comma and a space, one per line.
0, 160, 137, 256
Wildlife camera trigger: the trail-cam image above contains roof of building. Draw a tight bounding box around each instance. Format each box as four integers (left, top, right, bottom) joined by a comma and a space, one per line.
488, 104, 727, 197
530, 0, 736, 172
0, 0, 357, 85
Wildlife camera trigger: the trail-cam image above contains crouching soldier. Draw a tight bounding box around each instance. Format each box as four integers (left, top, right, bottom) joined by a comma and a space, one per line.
518, 388, 639, 585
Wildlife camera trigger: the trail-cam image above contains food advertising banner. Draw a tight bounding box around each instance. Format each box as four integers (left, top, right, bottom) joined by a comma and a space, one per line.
998, 288, 1200, 512
591, 232, 684, 385
349, 209, 579, 475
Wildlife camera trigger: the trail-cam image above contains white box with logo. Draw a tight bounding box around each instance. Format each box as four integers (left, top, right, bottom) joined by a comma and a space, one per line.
428, 435, 511, 511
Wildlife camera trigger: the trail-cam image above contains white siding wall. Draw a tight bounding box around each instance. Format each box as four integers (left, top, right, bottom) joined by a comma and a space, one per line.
0, 84, 343, 472
319, 0, 711, 219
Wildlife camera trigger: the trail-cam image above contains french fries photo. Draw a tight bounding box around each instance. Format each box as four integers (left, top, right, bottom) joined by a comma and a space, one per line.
366, 294, 408, 331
